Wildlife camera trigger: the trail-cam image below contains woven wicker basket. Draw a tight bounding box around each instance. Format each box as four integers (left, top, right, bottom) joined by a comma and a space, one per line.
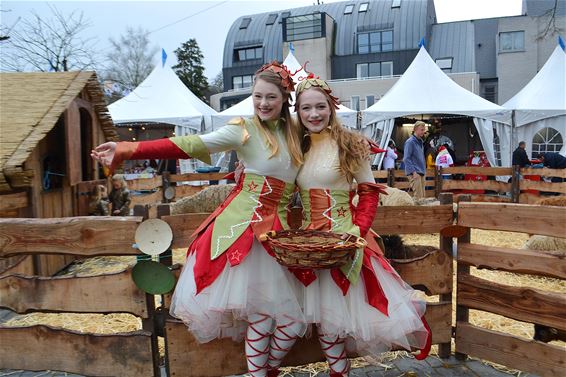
259, 229, 366, 269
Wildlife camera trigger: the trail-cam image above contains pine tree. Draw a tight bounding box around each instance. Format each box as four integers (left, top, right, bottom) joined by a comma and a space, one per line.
173, 39, 208, 100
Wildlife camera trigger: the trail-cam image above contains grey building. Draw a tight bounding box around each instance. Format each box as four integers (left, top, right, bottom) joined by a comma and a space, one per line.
211, 0, 565, 112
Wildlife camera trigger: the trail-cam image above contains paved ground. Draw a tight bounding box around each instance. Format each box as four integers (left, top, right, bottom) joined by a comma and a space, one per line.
1, 355, 540, 377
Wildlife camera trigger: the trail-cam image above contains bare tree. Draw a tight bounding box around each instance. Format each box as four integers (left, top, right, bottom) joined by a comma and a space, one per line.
104, 26, 158, 94
0, 5, 97, 71
537, 0, 565, 40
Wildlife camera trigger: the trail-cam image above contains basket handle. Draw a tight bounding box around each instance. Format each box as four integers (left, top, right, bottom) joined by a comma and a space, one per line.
258, 231, 276, 242
344, 233, 367, 248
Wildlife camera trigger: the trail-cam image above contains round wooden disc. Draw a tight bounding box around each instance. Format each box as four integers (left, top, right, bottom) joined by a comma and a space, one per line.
132, 260, 175, 294
135, 219, 173, 256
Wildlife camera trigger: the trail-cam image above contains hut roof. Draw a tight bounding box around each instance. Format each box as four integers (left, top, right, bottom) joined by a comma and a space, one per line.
0, 71, 117, 192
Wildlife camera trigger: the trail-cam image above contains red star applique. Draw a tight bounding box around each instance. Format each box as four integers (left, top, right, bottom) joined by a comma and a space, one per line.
337, 206, 347, 217
229, 249, 243, 265
247, 180, 258, 192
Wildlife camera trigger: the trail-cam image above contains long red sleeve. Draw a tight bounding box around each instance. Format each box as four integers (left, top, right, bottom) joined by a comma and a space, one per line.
111, 139, 190, 172
354, 183, 387, 237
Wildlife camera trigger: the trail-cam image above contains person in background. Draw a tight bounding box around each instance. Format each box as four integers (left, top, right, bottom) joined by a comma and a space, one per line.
403, 121, 426, 199
382, 140, 398, 170
293, 76, 431, 375
425, 146, 436, 169
536, 152, 566, 183
108, 174, 131, 216
435, 145, 454, 179
88, 184, 109, 216
512, 141, 531, 167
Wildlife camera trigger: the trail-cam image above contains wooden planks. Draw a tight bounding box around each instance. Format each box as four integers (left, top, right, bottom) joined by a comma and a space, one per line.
0, 269, 148, 317
458, 243, 566, 279
521, 167, 566, 178
0, 216, 142, 257
391, 250, 452, 295
441, 180, 511, 192
457, 202, 566, 238
442, 167, 512, 176
0, 191, 29, 212
130, 189, 163, 206
166, 302, 450, 377
162, 213, 212, 249
0, 325, 154, 377
457, 273, 566, 330
173, 184, 206, 200
455, 322, 565, 377
127, 175, 162, 191
519, 179, 566, 194
373, 205, 453, 234
170, 172, 226, 183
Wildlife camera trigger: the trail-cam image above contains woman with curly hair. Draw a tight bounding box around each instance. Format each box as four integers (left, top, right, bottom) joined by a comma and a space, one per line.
92, 62, 308, 377
293, 76, 431, 376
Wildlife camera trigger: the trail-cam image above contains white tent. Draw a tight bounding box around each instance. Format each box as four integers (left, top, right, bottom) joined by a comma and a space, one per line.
211, 51, 358, 129
362, 46, 512, 166
109, 63, 217, 137
503, 44, 566, 156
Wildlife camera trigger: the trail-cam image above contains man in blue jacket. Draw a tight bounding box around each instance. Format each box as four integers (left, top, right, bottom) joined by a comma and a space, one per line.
404, 121, 427, 199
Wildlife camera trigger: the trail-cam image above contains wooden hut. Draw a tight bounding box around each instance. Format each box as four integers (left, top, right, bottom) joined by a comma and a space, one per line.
0, 71, 118, 276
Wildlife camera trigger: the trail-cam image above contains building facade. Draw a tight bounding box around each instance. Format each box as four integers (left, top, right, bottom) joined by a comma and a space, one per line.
211, 0, 564, 112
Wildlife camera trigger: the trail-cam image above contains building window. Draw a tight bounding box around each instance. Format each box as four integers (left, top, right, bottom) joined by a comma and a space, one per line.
481, 84, 497, 103
499, 31, 524, 52
358, 30, 393, 54
235, 46, 262, 61
356, 61, 393, 78
392, 0, 401, 8
344, 4, 354, 14
280, 11, 291, 23
359, 2, 369, 12
239, 18, 251, 30
351, 96, 360, 110
232, 75, 253, 90
366, 95, 375, 107
435, 57, 453, 71
532, 127, 564, 157
266, 13, 278, 25
284, 13, 323, 42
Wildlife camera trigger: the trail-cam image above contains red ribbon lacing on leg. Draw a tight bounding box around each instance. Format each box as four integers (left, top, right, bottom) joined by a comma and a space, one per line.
318, 333, 350, 376
267, 320, 299, 376
413, 315, 432, 360
246, 314, 272, 376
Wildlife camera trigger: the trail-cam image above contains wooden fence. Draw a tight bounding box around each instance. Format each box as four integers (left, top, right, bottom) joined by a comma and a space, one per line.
454, 201, 566, 377
0, 197, 455, 377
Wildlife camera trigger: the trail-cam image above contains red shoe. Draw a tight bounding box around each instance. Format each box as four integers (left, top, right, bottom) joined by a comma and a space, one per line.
267, 367, 280, 377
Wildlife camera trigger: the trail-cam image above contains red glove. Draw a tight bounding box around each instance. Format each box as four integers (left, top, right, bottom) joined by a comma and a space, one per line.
354, 183, 387, 237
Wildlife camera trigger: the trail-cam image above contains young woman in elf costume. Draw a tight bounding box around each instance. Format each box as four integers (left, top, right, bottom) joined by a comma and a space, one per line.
292, 75, 431, 376
92, 62, 309, 377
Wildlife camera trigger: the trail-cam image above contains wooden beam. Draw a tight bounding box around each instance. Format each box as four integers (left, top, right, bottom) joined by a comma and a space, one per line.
130, 189, 163, 206
455, 322, 565, 377
391, 250, 452, 295
0, 269, 148, 317
0, 216, 142, 257
457, 202, 566, 238
372, 171, 388, 179
458, 243, 566, 280
519, 180, 566, 194
521, 167, 566, 179
169, 172, 226, 183
173, 184, 206, 200
372, 205, 453, 234
453, 194, 511, 203
441, 180, 511, 192
126, 175, 162, 191
442, 167, 512, 176
457, 273, 566, 330
0, 325, 154, 377
0, 191, 28, 212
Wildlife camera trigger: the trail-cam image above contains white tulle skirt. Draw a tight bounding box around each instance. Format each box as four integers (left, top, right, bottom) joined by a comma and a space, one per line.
170, 239, 308, 343
295, 256, 429, 356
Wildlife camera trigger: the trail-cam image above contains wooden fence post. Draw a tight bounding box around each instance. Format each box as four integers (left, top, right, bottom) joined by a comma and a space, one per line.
387, 169, 395, 187
511, 165, 521, 203
157, 204, 173, 267
455, 194, 471, 361
435, 168, 442, 199
438, 192, 454, 358
161, 172, 171, 204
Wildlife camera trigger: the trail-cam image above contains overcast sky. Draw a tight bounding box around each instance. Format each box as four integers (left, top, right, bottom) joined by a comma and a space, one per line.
1, 0, 523, 80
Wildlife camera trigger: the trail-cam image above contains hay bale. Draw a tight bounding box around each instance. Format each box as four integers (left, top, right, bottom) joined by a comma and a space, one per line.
379, 186, 415, 207
171, 184, 235, 214
523, 234, 566, 253
535, 196, 566, 207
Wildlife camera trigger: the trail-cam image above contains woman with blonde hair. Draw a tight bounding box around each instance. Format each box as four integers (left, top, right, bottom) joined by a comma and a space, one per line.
292, 75, 431, 376
109, 174, 131, 216
92, 61, 307, 377
88, 184, 109, 216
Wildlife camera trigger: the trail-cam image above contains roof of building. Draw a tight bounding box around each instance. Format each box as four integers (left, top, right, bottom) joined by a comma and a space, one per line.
0, 71, 117, 192
223, 0, 436, 68
429, 21, 475, 73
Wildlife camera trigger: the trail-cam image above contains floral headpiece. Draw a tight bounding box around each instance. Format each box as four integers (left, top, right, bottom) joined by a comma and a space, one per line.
295, 72, 340, 110
255, 61, 299, 94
